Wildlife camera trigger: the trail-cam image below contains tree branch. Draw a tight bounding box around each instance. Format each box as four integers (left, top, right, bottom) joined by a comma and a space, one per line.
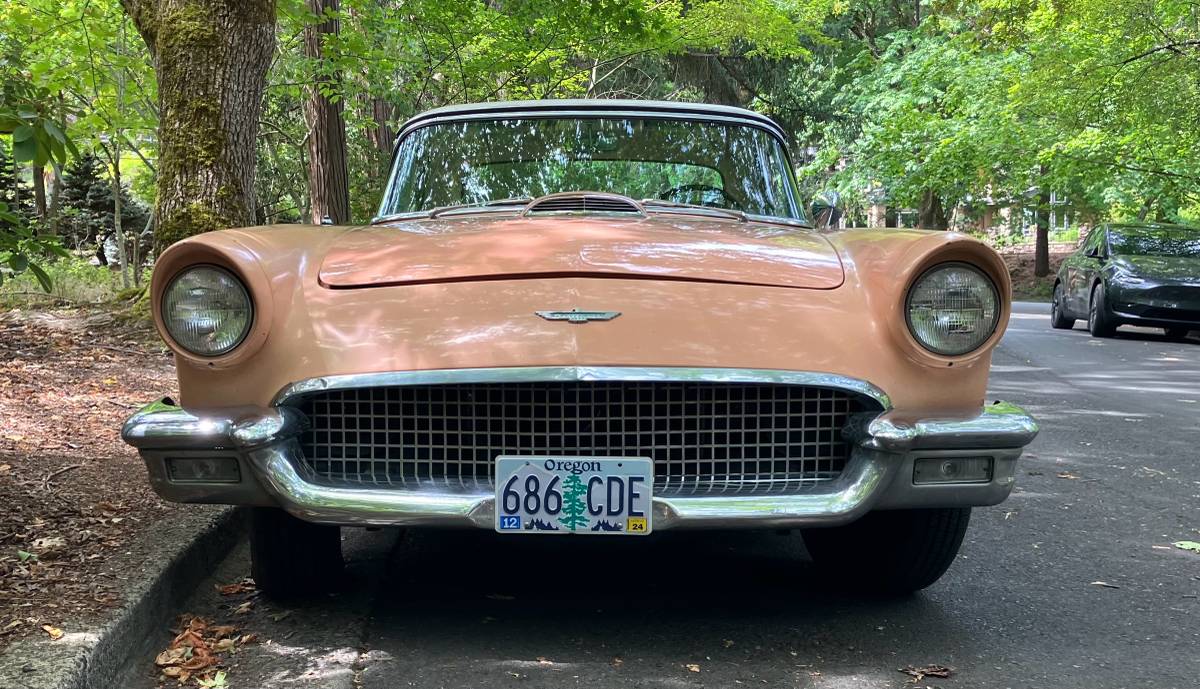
1117, 40, 1200, 66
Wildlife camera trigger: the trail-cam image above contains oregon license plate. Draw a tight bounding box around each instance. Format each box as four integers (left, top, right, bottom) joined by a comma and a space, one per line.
494, 457, 653, 535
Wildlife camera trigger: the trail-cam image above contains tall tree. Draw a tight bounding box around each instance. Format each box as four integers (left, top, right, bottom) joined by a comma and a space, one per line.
303, 0, 351, 224
120, 0, 275, 251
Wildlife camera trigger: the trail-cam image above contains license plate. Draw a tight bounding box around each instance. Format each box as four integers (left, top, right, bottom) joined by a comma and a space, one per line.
494, 456, 653, 535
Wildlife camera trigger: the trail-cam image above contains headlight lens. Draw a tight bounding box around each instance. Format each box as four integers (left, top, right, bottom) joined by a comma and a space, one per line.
906, 263, 1000, 356
162, 266, 252, 356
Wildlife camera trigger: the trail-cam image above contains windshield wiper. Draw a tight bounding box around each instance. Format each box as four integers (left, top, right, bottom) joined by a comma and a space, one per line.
371, 198, 533, 225
638, 199, 748, 223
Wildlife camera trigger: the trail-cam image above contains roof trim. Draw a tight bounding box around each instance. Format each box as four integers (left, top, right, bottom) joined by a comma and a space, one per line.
395, 99, 789, 143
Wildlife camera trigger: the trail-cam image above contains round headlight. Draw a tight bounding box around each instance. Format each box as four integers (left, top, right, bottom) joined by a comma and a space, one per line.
906, 263, 1000, 356
162, 265, 252, 356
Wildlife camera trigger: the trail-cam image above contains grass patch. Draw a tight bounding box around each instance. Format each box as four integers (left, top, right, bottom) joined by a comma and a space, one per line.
0, 256, 147, 307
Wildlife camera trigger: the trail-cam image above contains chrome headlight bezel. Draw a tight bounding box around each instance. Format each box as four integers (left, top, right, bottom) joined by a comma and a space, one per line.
904, 262, 1001, 357
161, 265, 254, 357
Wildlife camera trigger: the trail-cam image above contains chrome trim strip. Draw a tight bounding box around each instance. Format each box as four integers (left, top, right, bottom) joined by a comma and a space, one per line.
850, 401, 1039, 452
395, 100, 790, 146
270, 366, 894, 409
247, 441, 895, 528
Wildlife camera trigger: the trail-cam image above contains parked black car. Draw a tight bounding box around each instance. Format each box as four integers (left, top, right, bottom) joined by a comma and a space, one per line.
1051, 223, 1200, 339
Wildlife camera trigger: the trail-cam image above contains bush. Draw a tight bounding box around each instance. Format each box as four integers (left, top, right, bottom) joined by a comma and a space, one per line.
0, 254, 131, 306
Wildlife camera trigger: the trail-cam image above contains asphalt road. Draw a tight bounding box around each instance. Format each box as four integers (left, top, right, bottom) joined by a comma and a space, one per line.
126, 304, 1200, 689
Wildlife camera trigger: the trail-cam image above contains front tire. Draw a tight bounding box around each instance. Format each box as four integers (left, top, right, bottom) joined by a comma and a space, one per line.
1050, 282, 1075, 329
1088, 282, 1117, 337
250, 507, 344, 599
1164, 327, 1192, 341
802, 508, 970, 595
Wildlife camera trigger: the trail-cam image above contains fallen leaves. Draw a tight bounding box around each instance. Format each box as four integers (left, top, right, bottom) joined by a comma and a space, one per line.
685, 663, 701, 673
1173, 541, 1200, 554
899, 664, 953, 683
0, 307, 176, 649
41, 624, 64, 640
216, 578, 256, 596
155, 617, 254, 687
28, 536, 67, 560
1056, 471, 1080, 480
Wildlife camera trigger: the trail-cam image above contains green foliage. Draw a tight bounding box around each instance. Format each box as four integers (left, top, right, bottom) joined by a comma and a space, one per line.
801, 1, 1200, 226
0, 95, 78, 169
57, 153, 150, 253
260, 0, 837, 223
0, 143, 34, 222
0, 252, 131, 304
0, 203, 70, 292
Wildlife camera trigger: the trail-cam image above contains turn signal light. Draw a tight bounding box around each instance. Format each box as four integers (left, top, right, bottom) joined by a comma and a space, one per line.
167, 456, 241, 483
913, 456, 992, 485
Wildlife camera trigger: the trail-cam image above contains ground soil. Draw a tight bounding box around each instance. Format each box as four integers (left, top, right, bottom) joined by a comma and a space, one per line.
0, 306, 183, 649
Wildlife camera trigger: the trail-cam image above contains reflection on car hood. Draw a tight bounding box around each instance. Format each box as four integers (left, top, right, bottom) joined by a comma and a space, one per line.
318, 214, 845, 289
1114, 254, 1200, 283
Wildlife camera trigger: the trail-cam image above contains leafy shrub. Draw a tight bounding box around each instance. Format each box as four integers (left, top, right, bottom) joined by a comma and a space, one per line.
0, 253, 130, 305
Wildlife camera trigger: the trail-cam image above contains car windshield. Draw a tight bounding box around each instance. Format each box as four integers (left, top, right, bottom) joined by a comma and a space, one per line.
378, 117, 804, 221
1110, 227, 1200, 258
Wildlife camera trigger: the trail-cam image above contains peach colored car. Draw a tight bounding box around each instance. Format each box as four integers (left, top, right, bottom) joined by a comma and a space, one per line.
123, 100, 1037, 597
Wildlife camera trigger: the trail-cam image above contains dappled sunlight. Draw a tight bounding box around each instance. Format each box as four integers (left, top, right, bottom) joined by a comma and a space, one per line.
256, 645, 370, 686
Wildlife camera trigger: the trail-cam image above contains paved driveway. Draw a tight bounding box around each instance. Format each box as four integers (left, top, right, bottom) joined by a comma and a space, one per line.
125, 303, 1200, 689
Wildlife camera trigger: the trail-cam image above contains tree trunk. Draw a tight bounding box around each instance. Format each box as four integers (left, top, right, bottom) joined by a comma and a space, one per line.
113, 148, 130, 288
917, 189, 948, 230
366, 97, 393, 159
304, 0, 350, 224
1034, 187, 1051, 278
121, 0, 276, 253
32, 165, 47, 223
47, 162, 63, 236
1135, 197, 1155, 222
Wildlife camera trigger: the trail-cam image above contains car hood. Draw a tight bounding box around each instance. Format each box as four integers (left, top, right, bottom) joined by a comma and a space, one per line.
1114, 254, 1200, 282
317, 214, 844, 290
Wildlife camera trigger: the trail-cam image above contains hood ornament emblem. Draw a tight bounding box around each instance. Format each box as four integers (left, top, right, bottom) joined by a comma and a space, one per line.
536, 309, 621, 323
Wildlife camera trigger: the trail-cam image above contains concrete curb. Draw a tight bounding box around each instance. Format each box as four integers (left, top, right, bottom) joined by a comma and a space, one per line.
0, 507, 246, 689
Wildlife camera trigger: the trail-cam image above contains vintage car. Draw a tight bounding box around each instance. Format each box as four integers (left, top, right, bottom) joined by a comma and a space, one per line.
1051, 222, 1200, 338
123, 100, 1038, 597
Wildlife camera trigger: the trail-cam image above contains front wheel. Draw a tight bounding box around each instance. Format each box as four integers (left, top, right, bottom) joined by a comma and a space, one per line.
250, 507, 344, 599
1088, 282, 1117, 337
1050, 283, 1075, 329
802, 508, 970, 595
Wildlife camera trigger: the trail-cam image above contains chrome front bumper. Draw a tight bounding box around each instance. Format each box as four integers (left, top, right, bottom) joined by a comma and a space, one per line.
123, 393, 1038, 529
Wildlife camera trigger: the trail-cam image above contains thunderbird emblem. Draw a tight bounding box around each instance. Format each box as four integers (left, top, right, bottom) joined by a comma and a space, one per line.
535, 309, 621, 323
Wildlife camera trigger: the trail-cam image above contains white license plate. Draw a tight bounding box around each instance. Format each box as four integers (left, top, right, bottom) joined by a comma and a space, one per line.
494, 456, 653, 535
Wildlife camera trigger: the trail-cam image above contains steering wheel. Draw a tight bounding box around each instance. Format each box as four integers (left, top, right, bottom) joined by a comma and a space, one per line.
658, 183, 741, 209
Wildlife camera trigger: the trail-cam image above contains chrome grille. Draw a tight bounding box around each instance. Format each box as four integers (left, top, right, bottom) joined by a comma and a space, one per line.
295, 382, 875, 495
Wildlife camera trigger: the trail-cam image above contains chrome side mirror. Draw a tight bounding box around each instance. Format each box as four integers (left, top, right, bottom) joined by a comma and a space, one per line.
810, 191, 841, 229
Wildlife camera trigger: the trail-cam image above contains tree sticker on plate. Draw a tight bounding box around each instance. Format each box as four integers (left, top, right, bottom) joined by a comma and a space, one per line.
494, 457, 653, 535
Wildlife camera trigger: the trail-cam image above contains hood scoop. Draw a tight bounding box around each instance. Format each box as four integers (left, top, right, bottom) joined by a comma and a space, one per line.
523, 192, 645, 216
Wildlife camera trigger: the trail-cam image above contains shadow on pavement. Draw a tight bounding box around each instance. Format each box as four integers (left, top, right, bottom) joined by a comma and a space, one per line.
358, 528, 971, 687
